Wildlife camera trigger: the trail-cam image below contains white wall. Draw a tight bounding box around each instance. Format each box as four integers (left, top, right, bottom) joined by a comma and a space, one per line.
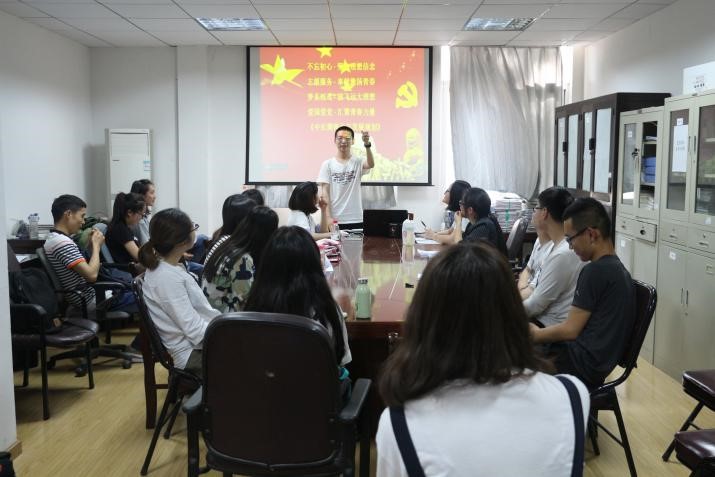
90, 47, 178, 217
584, 0, 715, 98
0, 10, 92, 231
91, 45, 449, 231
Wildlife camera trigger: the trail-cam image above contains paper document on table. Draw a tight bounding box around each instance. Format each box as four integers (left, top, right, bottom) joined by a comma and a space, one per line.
415, 237, 439, 245
417, 249, 439, 258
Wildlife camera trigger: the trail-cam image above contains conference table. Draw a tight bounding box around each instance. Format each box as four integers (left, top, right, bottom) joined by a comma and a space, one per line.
328, 235, 443, 435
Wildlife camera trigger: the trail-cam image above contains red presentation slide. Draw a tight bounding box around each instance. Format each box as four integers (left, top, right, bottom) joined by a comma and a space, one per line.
248, 46, 431, 185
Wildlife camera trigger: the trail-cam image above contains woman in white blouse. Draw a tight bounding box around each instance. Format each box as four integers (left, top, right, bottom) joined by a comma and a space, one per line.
138, 208, 220, 377
287, 181, 332, 240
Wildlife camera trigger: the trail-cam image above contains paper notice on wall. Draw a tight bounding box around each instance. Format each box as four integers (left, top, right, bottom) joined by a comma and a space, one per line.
672, 124, 688, 173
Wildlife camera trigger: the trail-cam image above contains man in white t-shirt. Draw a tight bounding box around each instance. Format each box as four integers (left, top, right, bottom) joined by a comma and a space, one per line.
523, 187, 584, 328
317, 125, 374, 230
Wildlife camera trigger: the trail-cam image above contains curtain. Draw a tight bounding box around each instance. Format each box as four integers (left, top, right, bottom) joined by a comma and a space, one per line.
450, 47, 562, 200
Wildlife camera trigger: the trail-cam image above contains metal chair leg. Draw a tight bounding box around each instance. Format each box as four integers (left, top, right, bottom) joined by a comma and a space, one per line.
141, 386, 174, 475
163, 400, 182, 439
662, 402, 704, 461
613, 400, 637, 477
41, 346, 50, 420
22, 349, 30, 387
85, 342, 95, 389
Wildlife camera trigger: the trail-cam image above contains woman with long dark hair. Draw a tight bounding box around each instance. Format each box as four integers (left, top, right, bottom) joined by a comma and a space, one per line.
376, 243, 589, 476
244, 226, 351, 369
287, 181, 331, 240
205, 194, 256, 264
454, 187, 508, 256
424, 179, 470, 245
202, 206, 278, 312
138, 208, 220, 376
106, 192, 146, 264
130, 179, 155, 246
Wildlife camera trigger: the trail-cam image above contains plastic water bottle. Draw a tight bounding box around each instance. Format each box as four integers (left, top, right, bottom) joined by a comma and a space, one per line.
402, 212, 415, 246
331, 219, 341, 241
28, 213, 40, 239
355, 277, 372, 320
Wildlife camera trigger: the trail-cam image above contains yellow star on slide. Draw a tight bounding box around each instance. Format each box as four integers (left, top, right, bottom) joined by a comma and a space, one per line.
260, 54, 304, 87
337, 59, 352, 74
316, 47, 333, 58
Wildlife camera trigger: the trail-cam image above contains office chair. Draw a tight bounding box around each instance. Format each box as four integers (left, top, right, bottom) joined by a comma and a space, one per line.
673, 429, 715, 477
588, 280, 657, 477
505, 216, 530, 273
184, 312, 371, 477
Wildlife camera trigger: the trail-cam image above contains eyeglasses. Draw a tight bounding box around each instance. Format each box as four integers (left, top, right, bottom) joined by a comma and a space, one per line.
459, 200, 464, 206
534, 206, 545, 210
565, 227, 589, 245
335, 136, 353, 143
191, 222, 200, 232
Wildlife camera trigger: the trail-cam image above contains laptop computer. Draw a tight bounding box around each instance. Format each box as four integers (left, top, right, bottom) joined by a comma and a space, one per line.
363, 209, 408, 237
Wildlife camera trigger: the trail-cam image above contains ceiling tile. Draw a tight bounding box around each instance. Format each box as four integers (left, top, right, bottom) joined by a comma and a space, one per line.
29, 3, 120, 18
0, 1, 49, 17
481, 0, 563, 3
399, 18, 465, 31
507, 39, 565, 46
150, 30, 222, 44
274, 31, 333, 44
93, 30, 166, 45
543, 3, 626, 19
472, 4, 554, 18
613, 3, 666, 19
101, 0, 174, 3
395, 30, 456, 42
175, 0, 251, 3
556, 0, 631, 3
132, 18, 204, 31
56, 28, 113, 46
23, 0, 96, 3
573, 30, 609, 41
452, 30, 520, 42
211, 30, 278, 44
395, 39, 450, 46
61, 17, 139, 32
179, 4, 260, 17
105, 4, 189, 19
514, 29, 578, 40
330, 4, 403, 19
255, 4, 329, 18
22, 16, 72, 29
635, 0, 676, 4
528, 18, 599, 30
592, 17, 636, 31
327, 0, 400, 4
333, 18, 398, 30
335, 30, 394, 44
402, 4, 478, 19
265, 18, 331, 30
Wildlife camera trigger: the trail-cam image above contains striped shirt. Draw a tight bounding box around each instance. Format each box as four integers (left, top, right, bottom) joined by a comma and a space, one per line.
44, 231, 95, 308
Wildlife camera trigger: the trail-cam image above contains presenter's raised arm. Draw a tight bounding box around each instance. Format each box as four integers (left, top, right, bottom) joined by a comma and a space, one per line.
362, 130, 374, 170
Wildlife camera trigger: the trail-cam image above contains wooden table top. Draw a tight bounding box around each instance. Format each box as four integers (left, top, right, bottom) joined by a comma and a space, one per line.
328, 236, 443, 338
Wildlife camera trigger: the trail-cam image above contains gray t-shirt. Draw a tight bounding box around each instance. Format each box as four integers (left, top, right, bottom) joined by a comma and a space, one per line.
567, 254, 635, 386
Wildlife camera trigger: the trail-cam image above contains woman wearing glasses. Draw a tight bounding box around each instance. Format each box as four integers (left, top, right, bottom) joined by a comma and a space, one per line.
138, 208, 220, 377
423, 179, 471, 245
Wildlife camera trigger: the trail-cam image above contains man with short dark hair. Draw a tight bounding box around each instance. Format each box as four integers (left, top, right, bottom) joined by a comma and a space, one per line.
530, 197, 635, 388
317, 125, 374, 230
522, 187, 583, 327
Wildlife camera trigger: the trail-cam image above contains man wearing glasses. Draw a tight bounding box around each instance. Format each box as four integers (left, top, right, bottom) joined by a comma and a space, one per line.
317, 125, 374, 230
522, 187, 583, 328
530, 198, 635, 389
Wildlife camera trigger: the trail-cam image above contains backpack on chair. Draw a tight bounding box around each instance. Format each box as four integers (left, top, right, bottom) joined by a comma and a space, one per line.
8, 268, 63, 333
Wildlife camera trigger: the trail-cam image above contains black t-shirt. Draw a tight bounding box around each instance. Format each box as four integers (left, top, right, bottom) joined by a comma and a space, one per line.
462, 216, 507, 256
567, 254, 635, 386
106, 221, 139, 264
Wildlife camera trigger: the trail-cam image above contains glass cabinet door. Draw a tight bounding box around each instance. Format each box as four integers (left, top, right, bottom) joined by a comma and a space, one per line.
693, 103, 715, 218
621, 122, 637, 206
582, 112, 593, 191
638, 119, 659, 211
594, 108, 612, 193
567, 114, 579, 188
665, 109, 689, 214
557, 116, 566, 186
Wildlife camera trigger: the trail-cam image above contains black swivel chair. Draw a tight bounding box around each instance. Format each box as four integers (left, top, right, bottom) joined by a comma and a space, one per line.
36, 247, 136, 370
183, 312, 372, 477
588, 280, 657, 477
505, 216, 530, 273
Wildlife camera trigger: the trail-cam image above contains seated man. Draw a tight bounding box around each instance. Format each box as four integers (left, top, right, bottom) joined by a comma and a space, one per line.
517, 226, 552, 300
44, 194, 140, 358
522, 187, 583, 327
530, 198, 635, 389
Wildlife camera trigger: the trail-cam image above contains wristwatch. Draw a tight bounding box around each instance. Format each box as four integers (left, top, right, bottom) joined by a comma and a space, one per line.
364, 142, 372, 148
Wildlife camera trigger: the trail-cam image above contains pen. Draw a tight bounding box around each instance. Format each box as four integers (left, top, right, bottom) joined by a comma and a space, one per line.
420, 220, 427, 229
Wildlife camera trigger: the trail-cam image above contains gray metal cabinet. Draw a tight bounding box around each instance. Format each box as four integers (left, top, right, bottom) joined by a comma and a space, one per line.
654, 243, 687, 379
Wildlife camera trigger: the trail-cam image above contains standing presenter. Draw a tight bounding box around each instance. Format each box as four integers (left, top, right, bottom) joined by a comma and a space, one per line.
317, 126, 374, 231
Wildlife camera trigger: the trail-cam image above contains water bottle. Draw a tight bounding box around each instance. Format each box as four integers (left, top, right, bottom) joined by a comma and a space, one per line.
331, 219, 341, 241
28, 213, 40, 239
402, 212, 415, 246
355, 277, 371, 320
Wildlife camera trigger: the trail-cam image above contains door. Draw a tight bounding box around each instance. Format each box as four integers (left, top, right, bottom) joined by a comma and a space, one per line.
618, 118, 639, 216
567, 113, 579, 189
635, 111, 662, 220
556, 116, 566, 187
661, 103, 691, 222
682, 252, 715, 371
654, 243, 687, 380
632, 237, 658, 363
583, 111, 594, 191
690, 98, 715, 229
593, 107, 612, 194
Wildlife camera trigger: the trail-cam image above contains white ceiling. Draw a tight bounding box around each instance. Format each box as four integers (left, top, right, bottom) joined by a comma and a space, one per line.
0, 0, 677, 48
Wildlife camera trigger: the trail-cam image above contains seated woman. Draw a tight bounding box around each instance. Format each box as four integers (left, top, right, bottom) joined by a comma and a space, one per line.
106, 192, 146, 268
376, 242, 589, 476
244, 226, 352, 375
242, 188, 265, 206
205, 194, 256, 264
138, 208, 220, 377
423, 179, 470, 245
202, 206, 278, 313
287, 181, 331, 240
454, 187, 508, 256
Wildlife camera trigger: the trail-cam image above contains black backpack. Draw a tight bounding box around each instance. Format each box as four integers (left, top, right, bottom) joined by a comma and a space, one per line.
8, 268, 62, 333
